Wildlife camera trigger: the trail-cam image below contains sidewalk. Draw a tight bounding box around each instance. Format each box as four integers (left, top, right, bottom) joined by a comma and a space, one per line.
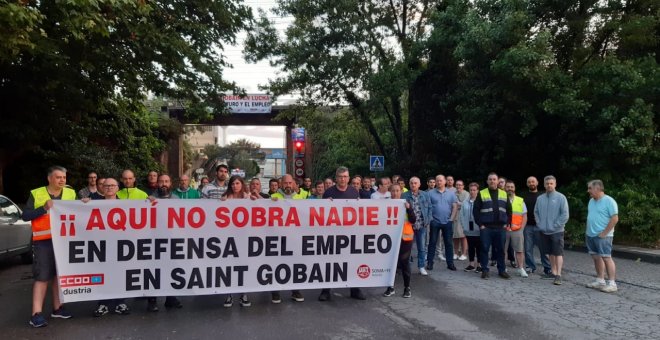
566, 243, 660, 264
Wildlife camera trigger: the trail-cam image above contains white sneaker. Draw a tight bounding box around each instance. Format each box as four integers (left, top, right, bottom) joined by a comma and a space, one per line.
518, 268, 528, 278
586, 280, 606, 289
419, 267, 428, 276
600, 284, 618, 293
453, 254, 458, 260
439, 254, 446, 261
458, 255, 467, 261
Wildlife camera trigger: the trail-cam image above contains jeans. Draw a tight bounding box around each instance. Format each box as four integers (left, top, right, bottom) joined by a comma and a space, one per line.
413, 227, 427, 269
480, 227, 505, 273
427, 221, 454, 266
524, 225, 551, 273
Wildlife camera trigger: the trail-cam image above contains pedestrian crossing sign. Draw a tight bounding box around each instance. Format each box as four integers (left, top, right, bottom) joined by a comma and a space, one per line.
369, 155, 385, 171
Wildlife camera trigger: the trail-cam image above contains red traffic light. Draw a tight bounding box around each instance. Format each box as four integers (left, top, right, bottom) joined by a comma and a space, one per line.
294, 141, 304, 150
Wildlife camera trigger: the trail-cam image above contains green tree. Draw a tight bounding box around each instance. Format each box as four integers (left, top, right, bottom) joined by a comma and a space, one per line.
245, 0, 441, 172
0, 0, 252, 199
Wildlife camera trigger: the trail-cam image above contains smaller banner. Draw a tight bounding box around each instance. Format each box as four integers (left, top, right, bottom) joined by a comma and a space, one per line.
222, 94, 272, 113
51, 199, 405, 302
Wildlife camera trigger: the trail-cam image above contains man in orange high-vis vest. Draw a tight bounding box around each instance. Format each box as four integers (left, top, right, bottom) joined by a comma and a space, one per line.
504, 180, 528, 278
21, 166, 76, 328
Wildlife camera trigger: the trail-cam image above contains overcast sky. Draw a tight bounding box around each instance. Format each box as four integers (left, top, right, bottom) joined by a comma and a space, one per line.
217, 0, 290, 149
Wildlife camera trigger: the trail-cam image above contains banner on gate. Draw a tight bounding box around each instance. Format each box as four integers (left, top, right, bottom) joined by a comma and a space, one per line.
51, 198, 405, 302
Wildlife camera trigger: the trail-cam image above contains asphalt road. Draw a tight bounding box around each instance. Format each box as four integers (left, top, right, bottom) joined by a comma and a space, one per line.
1, 249, 658, 340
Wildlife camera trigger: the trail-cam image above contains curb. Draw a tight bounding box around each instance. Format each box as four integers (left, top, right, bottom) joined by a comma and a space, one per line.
565, 244, 660, 264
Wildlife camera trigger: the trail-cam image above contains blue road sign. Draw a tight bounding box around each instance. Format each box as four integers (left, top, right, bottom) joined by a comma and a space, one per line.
370, 155, 384, 172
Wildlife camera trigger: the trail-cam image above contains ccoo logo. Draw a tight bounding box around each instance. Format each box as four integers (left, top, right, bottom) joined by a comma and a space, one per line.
357, 264, 371, 279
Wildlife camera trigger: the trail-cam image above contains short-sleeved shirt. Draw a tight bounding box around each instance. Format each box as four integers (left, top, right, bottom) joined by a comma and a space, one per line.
371, 191, 391, 199
428, 188, 457, 223
587, 195, 618, 237
323, 186, 359, 199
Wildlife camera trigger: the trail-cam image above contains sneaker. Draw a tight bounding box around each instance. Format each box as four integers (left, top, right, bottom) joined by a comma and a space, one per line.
439, 254, 446, 261
481, 271, 489, 279
464, 265, 476, 272
490, 261, 496, 266
553, 275, 562, 285
586, 280, 606, 289
426, 263, 434, 271
402, 287, 411, 298
383, 287, 395, 297
525, 267, 534, 273
51, 306, 72, 319
519, 268, 529, 278
458, 255, 467, 261
291, 291, 305, 302
240, 294, 251, 307
29, 313, 47, 328
475, 266, 483, 273
147, 298, 159, 312
350, 288, 366, 300
223, 295, 233, 308
600, 284, 618, 293
114, 303, 130, 315
498, 272, 511, 280
271, 292, 282, 304
540, 272, 556, 279
93, 304, 109, 317
447, 264, 457, 271
318, 289, 331, 302
164, 297, 182, 309
510, 260, 518, 268
453, 254, 458, 260
419, 267, 428, 276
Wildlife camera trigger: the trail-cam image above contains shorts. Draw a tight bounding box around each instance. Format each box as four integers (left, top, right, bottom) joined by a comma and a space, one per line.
541, 232, 564, 256
33, 240, 56, 282
586, 236, 613, 257
453, 220, 465, 238
506, 229, 524, 252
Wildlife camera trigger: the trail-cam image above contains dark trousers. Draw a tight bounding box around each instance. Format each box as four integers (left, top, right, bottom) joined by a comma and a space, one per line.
427, 221, 454, 266
397, 241, 413, 288
480, 227, 506, 274
466, 235, 481, 263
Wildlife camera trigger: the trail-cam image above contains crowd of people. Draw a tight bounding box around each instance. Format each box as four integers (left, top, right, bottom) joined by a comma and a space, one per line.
20, 165, 620, 328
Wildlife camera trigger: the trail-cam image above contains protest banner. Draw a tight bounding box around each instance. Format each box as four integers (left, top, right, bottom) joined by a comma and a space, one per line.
51, 198, 405, 302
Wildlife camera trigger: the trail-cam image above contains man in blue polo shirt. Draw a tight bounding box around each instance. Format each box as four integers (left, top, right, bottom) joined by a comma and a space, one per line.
585, 179, 619, 293
426, 174, 458, 271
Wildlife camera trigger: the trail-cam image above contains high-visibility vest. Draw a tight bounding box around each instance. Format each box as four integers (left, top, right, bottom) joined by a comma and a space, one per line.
270, 191, 306, 200
402, 220, 414, 241
31, 186, 76, 241
509, 196, 525, 231
478, 188, 508, 225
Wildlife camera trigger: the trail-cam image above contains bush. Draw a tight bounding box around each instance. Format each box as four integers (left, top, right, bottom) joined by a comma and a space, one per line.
562, 181, 660, 248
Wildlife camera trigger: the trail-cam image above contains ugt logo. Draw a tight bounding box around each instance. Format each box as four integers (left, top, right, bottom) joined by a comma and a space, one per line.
357, 264, 371, 279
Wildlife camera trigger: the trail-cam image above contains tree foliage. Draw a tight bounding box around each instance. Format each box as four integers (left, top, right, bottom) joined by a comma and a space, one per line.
0, 0, 252, 199
248, 0, 659, 245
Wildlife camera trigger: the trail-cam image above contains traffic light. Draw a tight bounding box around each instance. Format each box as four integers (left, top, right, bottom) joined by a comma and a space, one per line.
294, 141, 305, 157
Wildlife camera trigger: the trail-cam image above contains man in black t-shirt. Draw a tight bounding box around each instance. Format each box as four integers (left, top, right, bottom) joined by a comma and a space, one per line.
319, 166, 364, 301
523, 176, 551, 275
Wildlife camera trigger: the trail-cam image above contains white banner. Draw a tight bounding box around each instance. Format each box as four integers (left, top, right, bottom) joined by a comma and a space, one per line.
51, 198, 405, 302
222, 94, 272, 113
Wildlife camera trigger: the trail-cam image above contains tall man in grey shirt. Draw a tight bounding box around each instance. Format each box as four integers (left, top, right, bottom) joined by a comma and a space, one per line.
534, 175, 569, 285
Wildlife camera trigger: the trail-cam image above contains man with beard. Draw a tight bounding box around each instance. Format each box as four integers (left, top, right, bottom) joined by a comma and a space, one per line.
202, 164, 229, 199
173, 174, 201, 199
145, 174, 184, 311
360, 176, 375, 199
268, 174, 306, 303
523, 176, 551, 275
78, 171, 99, 198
